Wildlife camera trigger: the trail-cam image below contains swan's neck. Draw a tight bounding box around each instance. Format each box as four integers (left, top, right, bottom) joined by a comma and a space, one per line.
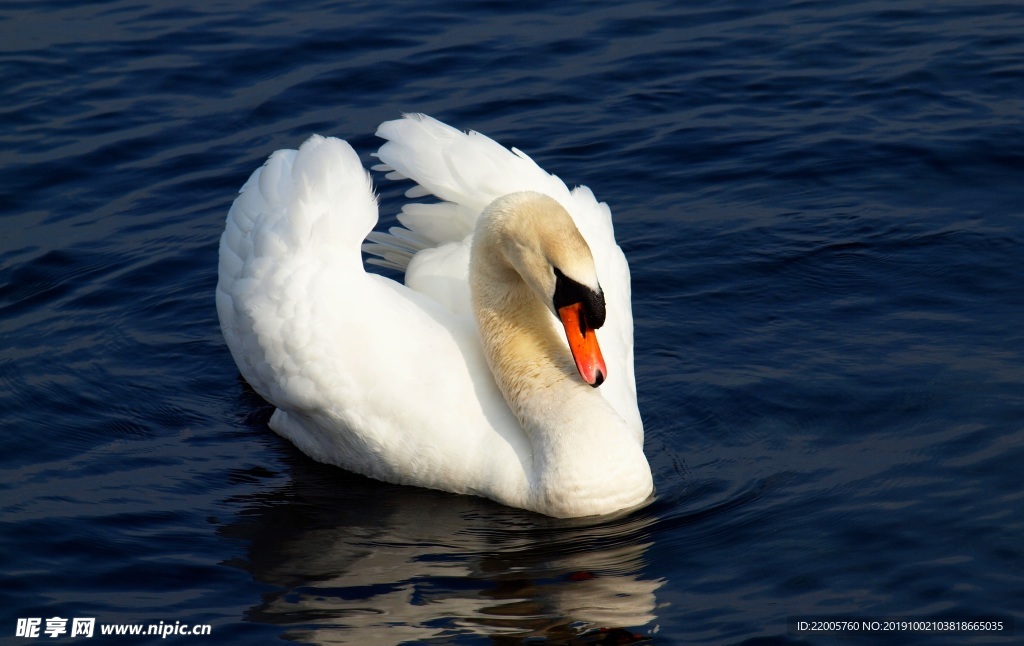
471, 253, 652, 517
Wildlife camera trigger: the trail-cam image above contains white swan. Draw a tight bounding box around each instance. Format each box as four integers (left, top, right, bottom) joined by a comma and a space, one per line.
217, 114, 652, 518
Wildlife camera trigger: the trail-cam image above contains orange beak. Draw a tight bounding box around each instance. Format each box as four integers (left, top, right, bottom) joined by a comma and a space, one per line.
557, 303, 607, 387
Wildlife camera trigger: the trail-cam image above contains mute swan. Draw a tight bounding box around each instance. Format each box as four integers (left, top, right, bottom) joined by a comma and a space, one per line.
217, 114, 652, 518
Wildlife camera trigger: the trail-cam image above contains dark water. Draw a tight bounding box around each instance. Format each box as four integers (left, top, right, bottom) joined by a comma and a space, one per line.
2, 1, 1022, 644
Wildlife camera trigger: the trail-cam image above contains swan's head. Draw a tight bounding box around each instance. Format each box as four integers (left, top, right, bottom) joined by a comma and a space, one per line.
473, 192, 608, 387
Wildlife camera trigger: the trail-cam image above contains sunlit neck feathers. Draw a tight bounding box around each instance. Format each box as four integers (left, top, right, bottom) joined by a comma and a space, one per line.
469, 191, 607, 407
466, 192, 649, 515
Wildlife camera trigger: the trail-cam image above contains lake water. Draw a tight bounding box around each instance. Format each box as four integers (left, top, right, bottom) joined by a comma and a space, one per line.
2, 1, 1022, 644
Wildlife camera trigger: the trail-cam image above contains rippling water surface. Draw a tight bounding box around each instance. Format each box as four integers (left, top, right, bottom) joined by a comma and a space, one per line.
2, 1, 1023, 644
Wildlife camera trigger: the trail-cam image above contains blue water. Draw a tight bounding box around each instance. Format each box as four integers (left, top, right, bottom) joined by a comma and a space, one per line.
2, 1, 1022, 644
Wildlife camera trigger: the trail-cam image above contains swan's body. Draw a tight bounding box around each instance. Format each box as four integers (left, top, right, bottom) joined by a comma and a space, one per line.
217, 114, 652, 517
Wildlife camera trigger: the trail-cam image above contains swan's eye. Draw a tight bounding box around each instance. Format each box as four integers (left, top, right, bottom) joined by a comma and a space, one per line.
552, 267, 606, 329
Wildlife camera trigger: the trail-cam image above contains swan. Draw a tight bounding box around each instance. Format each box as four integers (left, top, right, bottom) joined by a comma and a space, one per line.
217, 114, 652, 518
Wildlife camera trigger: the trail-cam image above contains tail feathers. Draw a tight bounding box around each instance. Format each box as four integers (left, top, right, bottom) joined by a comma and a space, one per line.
367, 114, 575, 271
375, 113, 571, 209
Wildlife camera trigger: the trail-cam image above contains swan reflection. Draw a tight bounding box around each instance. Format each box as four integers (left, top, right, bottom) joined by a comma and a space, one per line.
224, 452, 664, 644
